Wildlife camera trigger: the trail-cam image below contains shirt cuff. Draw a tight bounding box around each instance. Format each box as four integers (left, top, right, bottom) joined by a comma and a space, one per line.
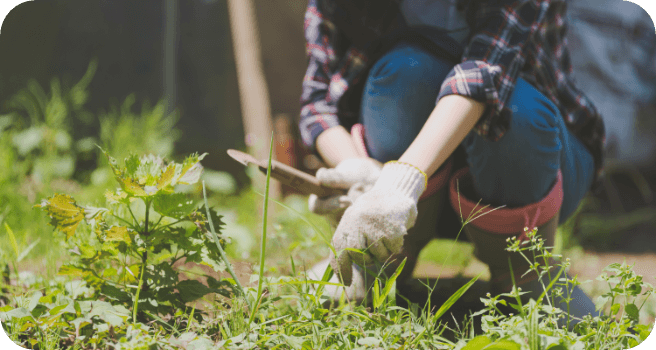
437, 61, 505, 140
299, 113, 342, 153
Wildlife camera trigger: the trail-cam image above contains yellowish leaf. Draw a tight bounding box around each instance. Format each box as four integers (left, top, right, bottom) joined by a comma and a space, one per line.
156, 163, 177, 191
36, 194, 85, 240
104, 226, 131, 244
120, 177, 147, 197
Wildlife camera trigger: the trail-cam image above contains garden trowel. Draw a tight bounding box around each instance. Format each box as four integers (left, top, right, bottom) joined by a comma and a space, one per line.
227, 149, 344, 197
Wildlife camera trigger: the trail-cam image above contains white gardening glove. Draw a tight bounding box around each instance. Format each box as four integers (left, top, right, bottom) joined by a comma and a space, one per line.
330, 162, 427, 286
308, 158, 382, 226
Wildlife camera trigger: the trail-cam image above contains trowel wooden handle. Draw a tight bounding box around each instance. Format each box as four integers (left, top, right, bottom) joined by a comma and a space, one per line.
227, 149, 344, 197
258, 160, 344, 197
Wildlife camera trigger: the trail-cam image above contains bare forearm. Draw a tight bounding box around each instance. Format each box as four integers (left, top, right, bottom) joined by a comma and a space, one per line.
399, 95, 485, 177
316, 125, 364, 167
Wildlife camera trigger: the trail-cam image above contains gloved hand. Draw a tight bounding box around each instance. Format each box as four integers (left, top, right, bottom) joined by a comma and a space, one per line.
330, 162, 427, 286
308, 158, 382, 226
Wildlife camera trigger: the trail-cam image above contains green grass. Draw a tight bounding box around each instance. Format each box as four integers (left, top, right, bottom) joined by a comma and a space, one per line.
1, 124, 655, 349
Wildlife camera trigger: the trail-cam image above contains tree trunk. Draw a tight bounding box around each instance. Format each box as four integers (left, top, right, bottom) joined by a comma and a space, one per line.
227, 0, 280, 198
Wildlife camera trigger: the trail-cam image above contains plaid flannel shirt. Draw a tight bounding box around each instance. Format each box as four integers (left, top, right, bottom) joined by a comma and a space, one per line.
300, 0, 605, 178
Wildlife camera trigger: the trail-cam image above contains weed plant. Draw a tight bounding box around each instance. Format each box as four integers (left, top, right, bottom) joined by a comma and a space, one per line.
0, 60, 180, 270
1, 139, 655, 349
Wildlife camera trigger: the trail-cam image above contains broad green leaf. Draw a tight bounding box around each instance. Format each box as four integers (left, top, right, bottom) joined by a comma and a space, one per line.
625, 303, 640, 322
611, 303, 620, 315
102, 267, 118, 278
88, 301, 129, 327
0, 305, 13, 313
358, 337, 381, 347
187, 337, 215, 350
193, 205, 225, 234
49, 302, 76, 316
100, 284, 132, 302
124, 154, 141, 178
35, 194, 85, 239
175, 153, 208, 185
486, 340, 522, 350
104, 226, 131, 244
153, 193, 196, 219
2, 307, 32, 321
119, 177, 147, 197
28, 291, 43, 312
546, 345, 568, 350
31, 304, 48, 318
78, 243, 99, 261
177, 280, 213, 303
634, 324, 652, 341
39, 291, 60, 304
595, 295, 610, 311
58, 265, 90, 277
462, 336, 492, 350
627, 282, 643, 296
134, 154, 165, 186
83, 206, 109, 222
105, 189, 128, 203
156, 163, 177, 191
604, 263, 622, 273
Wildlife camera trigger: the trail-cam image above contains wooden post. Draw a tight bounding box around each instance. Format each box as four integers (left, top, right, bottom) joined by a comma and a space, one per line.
226, 0, 280, 199
274, 114, 300, 196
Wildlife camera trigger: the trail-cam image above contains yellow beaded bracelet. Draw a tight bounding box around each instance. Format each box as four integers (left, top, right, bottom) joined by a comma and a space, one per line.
384, 161, 428, 189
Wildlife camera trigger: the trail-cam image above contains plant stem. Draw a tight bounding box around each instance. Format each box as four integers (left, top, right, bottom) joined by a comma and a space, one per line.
133, 261, 146, 325
151, 215, 164, 231
127, 204, 141, 230
153, 219, 186, 231
141, 200, 151, 293
249, 132, 274, 326
110, 214, 138, 230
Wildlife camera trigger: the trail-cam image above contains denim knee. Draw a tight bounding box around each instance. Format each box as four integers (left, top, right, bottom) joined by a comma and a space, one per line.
464, 78, 563, 209
360, 44, 455, 162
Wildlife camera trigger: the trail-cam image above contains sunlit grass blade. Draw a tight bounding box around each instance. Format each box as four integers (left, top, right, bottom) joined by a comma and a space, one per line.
4, 223, 19, 258
186, 307, 195, 333
16, 239, 40, 263
132, 260, 146, 325
248, 131, 274, 326
412, 273, 481, 345
375, 258, 406, 309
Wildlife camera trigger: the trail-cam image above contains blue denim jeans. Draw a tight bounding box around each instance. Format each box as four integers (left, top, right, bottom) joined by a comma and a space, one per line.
359, 43, 595, 223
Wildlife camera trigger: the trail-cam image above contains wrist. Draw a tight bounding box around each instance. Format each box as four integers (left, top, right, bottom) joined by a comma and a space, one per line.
373, 161, 427, 202
316, 126, 363, 167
